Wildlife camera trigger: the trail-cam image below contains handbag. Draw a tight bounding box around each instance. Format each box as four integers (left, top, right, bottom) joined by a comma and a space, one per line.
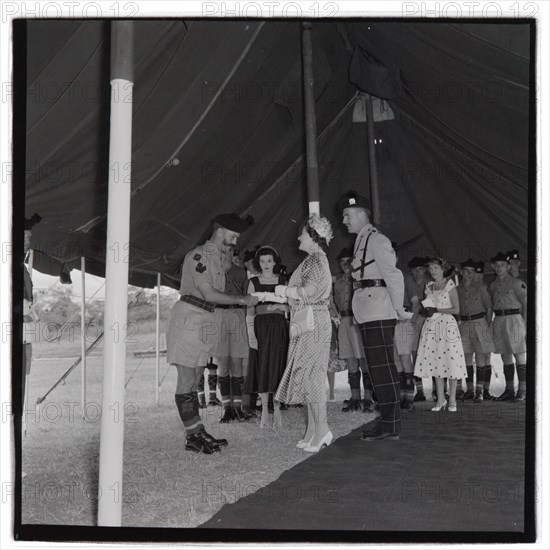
290, 292, 315, 338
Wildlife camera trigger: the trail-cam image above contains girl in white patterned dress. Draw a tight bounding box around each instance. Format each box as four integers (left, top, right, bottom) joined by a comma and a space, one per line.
414, 258, 467, 412
274, 214, 334, 453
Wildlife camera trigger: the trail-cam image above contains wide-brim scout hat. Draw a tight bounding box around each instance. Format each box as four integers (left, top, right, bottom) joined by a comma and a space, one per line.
490, 251, 509, 263
460, 258, 477, 269
213, 213, 254, 233
339, 190, 371, 213
407, 256, 428, 269
25, 213, 42, 230
337, 247, 354, 260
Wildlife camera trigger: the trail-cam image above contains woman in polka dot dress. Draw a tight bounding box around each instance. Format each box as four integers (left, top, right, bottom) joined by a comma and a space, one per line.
414, 258, 467, 412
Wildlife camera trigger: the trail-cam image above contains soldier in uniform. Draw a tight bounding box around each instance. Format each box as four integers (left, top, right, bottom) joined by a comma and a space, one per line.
456, 259, 494, 402
166, 214, 258, 454
216, 248, 253, 422
507, 250, 525, 282
401, 256, 432, 404
341, 191, 407, 441
333, 248, 371, 412
474, 261, 495, 399
489, 251, 527, 402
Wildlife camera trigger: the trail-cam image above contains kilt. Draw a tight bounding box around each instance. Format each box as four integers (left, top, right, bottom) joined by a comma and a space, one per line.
358, 319, 400, 435
459, 318, 494, 354
492, 314, 526, 355
166, 301, 221, 368
338, 317, 365, 359
215, 308, 249, 359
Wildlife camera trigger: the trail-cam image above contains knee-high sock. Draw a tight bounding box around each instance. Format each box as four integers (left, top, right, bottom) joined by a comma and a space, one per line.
231, 376, 244, 407
516, 364, 526, 396
466, 365, 474, 393
484, 365, 492, 390
398, 372, 406, 400
175, 393, 202, 435
361, 370, 373, 401
349, 371, 361, 400
413, 375, 424, 394
197, 372, 206, 402
503, 363, 515, 392
475, 366, 485, 396
404, 373, 415, 404
208, 369, 218, 401
218, 375, 231, 409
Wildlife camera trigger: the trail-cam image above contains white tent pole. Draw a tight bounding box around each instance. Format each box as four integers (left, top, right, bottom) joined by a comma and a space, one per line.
302, 22, 320, 216
155, 272, 161, 405
97, 21, 134, 527
23, 249, 34, 437
80, 257, 86, 419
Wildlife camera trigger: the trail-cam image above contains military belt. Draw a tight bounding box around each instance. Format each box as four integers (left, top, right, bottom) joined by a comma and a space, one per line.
459, 312, 486, 321
180, 295, 215, 313
493, 309, 520, 316
353, 279, 387, 290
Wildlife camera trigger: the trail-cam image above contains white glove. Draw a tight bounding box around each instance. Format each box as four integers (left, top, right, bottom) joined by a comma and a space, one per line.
274, 285, 287, 298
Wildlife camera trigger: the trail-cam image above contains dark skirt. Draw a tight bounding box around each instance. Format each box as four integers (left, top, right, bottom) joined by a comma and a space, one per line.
245, 313, 289, 394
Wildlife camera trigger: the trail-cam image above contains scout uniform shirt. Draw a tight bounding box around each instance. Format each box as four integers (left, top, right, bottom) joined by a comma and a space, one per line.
489, 273, 526, 315
166, 240, 226, 367
457, 281, 492, 317
351, 224, 404, 324
333, 274, 354, 315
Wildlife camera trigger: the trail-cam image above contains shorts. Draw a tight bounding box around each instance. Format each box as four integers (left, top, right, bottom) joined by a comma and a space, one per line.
166, 301, 221, 368
394, 319, 420, 355
492, 314, 526, 355
338, 317, 365, 360
214, 308, 249, 359
459, 318, 495, 354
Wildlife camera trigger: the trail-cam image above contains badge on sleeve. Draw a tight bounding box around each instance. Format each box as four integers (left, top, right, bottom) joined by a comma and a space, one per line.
196, 262, 206, 273
193, 253, 202, 261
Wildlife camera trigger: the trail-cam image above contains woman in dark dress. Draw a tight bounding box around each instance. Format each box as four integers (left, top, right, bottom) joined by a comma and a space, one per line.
245, 246, 289, 427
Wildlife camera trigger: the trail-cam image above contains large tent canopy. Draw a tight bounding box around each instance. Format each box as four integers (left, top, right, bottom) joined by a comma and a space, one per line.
22, 19, 531, 288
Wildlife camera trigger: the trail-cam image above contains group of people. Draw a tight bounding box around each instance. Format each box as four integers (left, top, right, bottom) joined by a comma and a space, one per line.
165, 191, 528, 455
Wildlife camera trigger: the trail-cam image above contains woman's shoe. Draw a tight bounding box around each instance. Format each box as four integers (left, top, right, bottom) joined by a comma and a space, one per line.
430, 399, 447, 412
448, 403, 457, 412
304, 431, 333, 453
296, 435, 314, 449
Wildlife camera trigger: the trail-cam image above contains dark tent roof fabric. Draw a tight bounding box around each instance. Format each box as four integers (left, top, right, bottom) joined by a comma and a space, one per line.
23, 20, 532, 288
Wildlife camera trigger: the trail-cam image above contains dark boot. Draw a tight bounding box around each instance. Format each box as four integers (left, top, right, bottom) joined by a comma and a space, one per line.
185, 431, 220, 454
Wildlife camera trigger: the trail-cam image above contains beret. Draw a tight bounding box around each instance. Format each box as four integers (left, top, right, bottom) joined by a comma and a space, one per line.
475, 261, 485, 274
339, 190, 371, 212
213, 213, 254, 233
337, 247, 354, 260
507, 249, 520, 261
490, 251, 509, 263
407, 256, 427, 269
460, 258, 477, 269
25, 213, 42, 230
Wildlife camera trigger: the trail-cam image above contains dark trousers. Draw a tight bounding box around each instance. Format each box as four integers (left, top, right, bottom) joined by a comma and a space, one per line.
358, 319, 401, 435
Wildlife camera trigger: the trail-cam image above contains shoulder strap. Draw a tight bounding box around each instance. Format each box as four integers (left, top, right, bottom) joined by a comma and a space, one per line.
352, 232, 375, 278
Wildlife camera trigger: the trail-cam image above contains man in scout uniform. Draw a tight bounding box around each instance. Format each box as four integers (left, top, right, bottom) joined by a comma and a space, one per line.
166, 214, 258, 454
489, 251, 527, 402
401, 256, 432, 404
341, 191, 407, 441
474, 261, 495, 399
333, 248, 371, 412
507, 249, 525, 282
216, 248, 254, 422
456, 259, 494, 402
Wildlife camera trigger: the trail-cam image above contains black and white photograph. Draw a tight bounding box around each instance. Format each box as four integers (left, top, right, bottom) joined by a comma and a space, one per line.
1, 1, 547, 546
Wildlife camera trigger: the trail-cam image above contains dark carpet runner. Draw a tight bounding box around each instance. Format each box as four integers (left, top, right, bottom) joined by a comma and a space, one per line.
201, 401, 526, 532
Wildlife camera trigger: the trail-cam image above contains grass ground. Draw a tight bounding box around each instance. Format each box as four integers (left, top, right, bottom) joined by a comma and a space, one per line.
21, 330, 507, 527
